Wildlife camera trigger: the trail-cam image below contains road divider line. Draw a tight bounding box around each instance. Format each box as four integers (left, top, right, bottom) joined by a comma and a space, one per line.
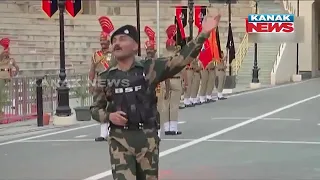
83, 93, 320, 180
0, 124, 98, 146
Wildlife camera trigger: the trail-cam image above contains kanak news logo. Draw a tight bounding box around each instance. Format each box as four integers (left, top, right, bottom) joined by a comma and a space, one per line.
246, 14, 294, 33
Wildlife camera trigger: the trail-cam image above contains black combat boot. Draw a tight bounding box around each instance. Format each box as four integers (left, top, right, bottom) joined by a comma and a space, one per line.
207, 99, 216, 103
165, 131, 182, 135
95, 137, 106, 141
218, 97, 227, 100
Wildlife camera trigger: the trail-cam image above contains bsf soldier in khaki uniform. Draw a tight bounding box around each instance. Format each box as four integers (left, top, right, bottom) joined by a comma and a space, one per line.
215, 50, 227, 100
89, 16, 115, 142
0, 38, 19, 114
183, 59, 200, 107
159, 24, 182, 135
199, 56, 216, 103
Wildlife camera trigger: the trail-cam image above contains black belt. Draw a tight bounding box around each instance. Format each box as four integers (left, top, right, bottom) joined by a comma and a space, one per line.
110, 123, 156, 130
0, 69, 10, 71
217, 69, 225, 71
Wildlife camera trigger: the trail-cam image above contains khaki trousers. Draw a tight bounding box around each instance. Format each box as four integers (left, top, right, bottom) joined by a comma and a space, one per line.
190, 72, 200, 98
159, 78, 182, 123
184, 70, 194, 99
216, 68, 226, 93
199, 69, 216, 96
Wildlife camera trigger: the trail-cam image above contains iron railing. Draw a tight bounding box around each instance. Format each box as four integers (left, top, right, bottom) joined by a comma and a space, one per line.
0, 74, 93, 124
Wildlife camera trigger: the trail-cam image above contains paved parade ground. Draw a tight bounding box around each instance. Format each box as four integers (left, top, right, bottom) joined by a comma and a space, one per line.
2, 78, 320, 180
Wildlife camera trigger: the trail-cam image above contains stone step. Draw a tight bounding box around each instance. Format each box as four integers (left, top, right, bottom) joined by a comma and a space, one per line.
7, 39, 241, 53
237, 75, 271, 81
19, 68, 75, 76
237, 75, 271, 80
237, 73, 272, 78
0, 3, 252, 18
245, 52, 279, 55
240, 68, 274, 72
0, 2, 23, 13
241, 63, 275, 67
0, 15, 247, 28
239, 65, 274, 70
15, 53, 91, 62
0, 21, 246, 33
0, 28, 245, 45
237, 78, 271, 83
17, 60, 74, 69
70, 60, 90, 67
0, 11, 246, 21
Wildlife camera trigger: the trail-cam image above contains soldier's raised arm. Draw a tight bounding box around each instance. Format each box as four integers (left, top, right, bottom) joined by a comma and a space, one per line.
148, 14, 221, 84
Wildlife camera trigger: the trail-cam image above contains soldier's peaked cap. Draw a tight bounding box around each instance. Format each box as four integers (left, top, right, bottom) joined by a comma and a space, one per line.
111, 25, 139, 44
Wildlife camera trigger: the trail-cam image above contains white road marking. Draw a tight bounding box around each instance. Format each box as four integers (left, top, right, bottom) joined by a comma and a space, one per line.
178, 121, 186, 124
0, 124, 98, 146
17, 138, 320, 145
226, 78, 313, 98
22, 139, 93, 142
211, 117, 300, 121
20, 138, 320, 145
204, 139, 320, 145
75, 135, 88, 138
263, 117, 300, 121
20, 138, 192, 143
162, 139, 320, 145
0, 78, 313, 147
83, 93, 320, 180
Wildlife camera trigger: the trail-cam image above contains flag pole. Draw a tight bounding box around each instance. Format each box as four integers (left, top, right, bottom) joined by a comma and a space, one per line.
136, 0, 141, 56
295, 0, 299, 74
56, 0, 71, 116
252, 0, 259, 83
188, 0, 194, 40
156, 0, 160, 58
228, 0, 232, 76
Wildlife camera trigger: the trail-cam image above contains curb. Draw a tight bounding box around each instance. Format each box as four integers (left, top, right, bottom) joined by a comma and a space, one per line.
0, 123, 90, 136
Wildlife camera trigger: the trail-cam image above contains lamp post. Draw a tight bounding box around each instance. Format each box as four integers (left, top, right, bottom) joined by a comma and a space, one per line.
228, 0, 232, 76
56, 0, 71, 116
136, 0, 141, 55
295, 0, 299, 74
188, 0, 194, 40
251, 0, 260, 83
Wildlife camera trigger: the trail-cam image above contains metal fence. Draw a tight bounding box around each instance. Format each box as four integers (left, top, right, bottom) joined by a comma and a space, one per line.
0, 74, 93, 124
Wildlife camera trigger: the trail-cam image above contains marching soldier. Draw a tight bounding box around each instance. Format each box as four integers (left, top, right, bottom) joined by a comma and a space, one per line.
215, 50, 227, 100
89, 16, 115, 142
0, 38, 19, 113
199, 56, 216, 103
160, 24, 182, 135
